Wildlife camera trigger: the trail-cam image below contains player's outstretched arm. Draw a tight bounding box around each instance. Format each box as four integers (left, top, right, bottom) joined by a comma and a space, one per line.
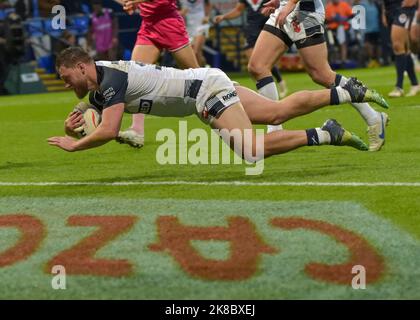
48, 103, 125, 152
213, 3, 246, 24
275, 0, 299, 26
261, 0, 280, 16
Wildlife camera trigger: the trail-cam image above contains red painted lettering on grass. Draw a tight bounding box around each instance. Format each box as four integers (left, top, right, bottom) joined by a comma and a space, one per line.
0, 214, 44, 267
47, 216, 137, 277
271, 217, 384, 284
149, 216, 277, 280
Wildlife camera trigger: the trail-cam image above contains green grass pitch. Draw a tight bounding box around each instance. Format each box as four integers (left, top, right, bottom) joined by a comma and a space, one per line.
0, 66, 419, 299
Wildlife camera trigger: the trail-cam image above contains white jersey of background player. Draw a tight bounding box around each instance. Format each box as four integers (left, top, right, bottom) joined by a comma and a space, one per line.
180, 0, 211, 39
179, 0, 211, 66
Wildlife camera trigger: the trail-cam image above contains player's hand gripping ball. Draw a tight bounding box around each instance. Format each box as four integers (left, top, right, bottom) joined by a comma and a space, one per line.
73, 102, 102, 138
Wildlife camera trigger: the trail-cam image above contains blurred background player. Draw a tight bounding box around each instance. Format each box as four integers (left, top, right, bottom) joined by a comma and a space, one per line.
179, 0, 212, 67
214, 0, 287, 133
89, 0, 119, 60
360, 0, 382, 68
0, 5, 8, 95
118, 0, 200, 148
247, 0, 389, 152
383, 0, 419, 97
325, 0, 355, 65
412, 7, 420, 71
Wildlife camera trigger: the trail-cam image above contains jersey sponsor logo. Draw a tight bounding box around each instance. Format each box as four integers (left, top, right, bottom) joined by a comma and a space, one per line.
291, 16, 302, 33
222, 91, 238, 102
297, 37, 307, 46
138, 99, 153, 114
398, 13, 408, 24
103, 87, 116, 102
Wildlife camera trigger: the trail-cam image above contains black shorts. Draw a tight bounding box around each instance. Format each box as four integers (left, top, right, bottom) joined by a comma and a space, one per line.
388, 6, 417, 29
364, 32, 380, 45
263, 24, 326, 49
243, 25, 263, 50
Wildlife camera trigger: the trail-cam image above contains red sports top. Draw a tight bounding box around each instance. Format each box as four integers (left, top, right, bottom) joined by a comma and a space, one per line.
137, 0, 178, 20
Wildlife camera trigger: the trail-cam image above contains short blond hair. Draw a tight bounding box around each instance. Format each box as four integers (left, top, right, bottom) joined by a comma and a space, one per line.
56, 46, 93, 70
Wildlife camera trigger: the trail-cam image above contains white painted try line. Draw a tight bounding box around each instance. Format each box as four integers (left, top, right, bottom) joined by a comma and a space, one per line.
0, 181, 420, 187
407, 105, 420, 109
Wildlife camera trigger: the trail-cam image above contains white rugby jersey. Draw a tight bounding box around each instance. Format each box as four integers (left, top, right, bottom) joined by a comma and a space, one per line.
180, 0, 207, 17
89, 61, 209, 117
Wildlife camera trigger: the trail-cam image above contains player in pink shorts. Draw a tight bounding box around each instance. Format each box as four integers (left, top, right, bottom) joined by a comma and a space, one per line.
119, 0, 200, 148
136, 14, 191, 52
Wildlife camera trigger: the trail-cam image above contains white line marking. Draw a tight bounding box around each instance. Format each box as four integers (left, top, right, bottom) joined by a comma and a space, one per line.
0, 181, 419, 187
406, 105, 420, 109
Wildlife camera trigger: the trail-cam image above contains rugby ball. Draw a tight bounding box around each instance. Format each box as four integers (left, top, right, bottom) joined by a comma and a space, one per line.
73, 102, 102, 138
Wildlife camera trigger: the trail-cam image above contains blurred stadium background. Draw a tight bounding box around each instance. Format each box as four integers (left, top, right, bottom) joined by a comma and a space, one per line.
0, 0, 418, 95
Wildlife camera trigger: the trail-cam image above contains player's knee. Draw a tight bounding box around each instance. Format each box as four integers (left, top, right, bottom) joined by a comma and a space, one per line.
270, 113, 285, 126
247, 60, 267, 78
241, 137, 265, 162
309, 69, 329, 86
265, 102, 287, 125
392, 42, 405, 54
271, 118, 283, 126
